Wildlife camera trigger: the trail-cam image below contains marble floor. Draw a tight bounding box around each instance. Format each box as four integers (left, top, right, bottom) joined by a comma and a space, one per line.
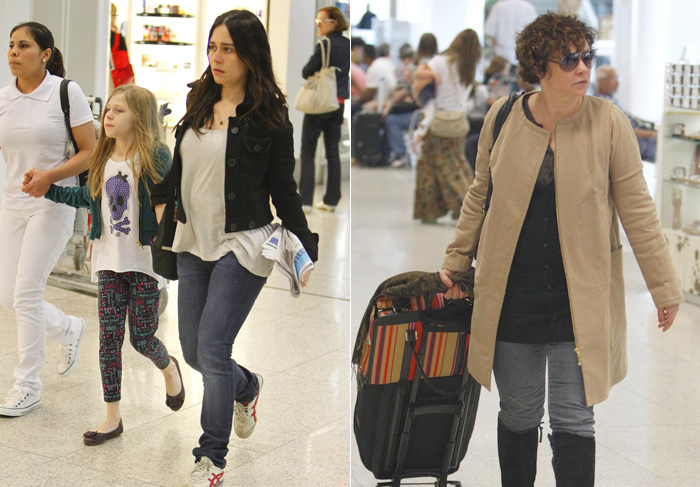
0, 182, 350, 487
350, 165, 700, 487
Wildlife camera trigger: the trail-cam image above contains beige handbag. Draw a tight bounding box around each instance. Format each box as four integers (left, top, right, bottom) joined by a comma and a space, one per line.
430, 110, 469, 138
294, 38, 340, 115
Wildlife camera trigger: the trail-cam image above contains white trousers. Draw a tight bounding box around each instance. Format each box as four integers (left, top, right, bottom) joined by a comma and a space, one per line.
0, 203, 77, 395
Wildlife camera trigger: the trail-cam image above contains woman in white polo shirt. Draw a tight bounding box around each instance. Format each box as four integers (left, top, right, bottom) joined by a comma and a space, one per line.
0, 22, 96, 417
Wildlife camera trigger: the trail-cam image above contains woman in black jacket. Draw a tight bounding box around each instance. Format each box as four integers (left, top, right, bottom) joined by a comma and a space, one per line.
299, 6, 350, 212
150, 10, 318, 486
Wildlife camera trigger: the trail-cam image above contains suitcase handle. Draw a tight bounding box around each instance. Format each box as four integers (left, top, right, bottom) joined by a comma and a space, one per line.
406, 332, 474, 397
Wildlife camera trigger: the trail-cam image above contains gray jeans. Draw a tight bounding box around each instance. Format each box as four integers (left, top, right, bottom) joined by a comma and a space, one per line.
493, 341, 595, 438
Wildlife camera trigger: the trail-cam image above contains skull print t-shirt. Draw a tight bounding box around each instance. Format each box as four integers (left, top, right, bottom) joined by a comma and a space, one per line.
90, 157, 167, 288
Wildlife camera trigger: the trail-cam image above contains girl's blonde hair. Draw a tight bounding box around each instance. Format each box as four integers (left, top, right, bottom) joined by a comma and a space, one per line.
87, 84, 165, 201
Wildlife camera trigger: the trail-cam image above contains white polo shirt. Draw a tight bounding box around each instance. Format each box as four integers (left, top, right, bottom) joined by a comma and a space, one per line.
0, 71, 93, 209
484, 0, 538, 64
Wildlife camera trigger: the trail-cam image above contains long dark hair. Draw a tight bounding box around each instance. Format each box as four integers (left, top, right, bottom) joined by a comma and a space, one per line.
10, 22, 65, 78
445, 29, 481, 86
182, 10, 287, 133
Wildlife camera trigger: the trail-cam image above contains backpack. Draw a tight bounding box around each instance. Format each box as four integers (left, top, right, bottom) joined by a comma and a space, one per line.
59, 78, 101, 186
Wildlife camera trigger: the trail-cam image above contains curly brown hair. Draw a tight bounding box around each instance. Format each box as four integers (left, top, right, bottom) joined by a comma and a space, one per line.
516, 13, 597, 84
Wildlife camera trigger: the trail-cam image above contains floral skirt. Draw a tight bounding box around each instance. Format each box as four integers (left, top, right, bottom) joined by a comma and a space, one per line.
413, 132, 474, 220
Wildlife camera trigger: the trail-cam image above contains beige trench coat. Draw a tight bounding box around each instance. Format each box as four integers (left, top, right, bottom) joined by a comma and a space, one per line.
443, 95, 683, 406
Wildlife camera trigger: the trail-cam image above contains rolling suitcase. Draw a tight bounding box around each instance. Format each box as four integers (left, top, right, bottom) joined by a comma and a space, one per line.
352, 112, 387, 167
353, 270, 480, 487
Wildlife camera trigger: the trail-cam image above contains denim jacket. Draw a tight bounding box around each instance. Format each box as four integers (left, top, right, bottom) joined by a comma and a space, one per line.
45, 144, 172, 246
151, 94, 319, 262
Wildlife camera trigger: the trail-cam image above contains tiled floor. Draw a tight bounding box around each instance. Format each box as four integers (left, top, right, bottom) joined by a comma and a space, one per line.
0, 182, 350, 487
350, 164, 700, 487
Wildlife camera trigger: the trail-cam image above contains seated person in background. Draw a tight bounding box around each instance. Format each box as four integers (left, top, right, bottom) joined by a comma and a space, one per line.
358, 43, 397, 111
394, 43, 414, 87
595, 65, 658, 161
484, 55, 512, 104
350, 38, 367, 118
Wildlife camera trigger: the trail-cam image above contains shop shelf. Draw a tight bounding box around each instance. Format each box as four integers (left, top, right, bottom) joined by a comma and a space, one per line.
136, 13, 194, 18
135, 40, 194, 46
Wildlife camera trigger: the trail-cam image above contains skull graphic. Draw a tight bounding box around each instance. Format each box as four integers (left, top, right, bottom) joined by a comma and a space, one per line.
106, 171, 130, 221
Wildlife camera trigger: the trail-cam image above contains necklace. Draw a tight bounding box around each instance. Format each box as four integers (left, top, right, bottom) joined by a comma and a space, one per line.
217, 96, 244, 125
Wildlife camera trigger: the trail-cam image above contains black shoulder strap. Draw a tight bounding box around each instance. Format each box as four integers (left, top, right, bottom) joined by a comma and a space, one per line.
483, 92, 522, 215
60, 79, 79, 153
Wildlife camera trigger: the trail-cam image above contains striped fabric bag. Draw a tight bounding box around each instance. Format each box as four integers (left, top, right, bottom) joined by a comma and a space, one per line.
358, 291, 471, 386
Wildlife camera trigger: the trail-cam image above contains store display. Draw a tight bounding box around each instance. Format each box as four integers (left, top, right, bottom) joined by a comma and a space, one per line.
658, 62, 700, 297
672, 188, 682, 230
665, 62, 700, 109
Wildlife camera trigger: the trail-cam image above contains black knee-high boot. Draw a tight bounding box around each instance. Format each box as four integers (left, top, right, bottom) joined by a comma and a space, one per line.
549, 432, 595, 487
497, 420, 539, 487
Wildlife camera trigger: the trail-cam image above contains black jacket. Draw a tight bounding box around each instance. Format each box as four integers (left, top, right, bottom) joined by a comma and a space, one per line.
302, 32, 350, 100
151, 93, 319, 262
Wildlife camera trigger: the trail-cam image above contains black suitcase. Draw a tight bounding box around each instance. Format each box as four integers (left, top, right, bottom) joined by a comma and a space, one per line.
352, 112, 387, 167
353, 271, 480, 487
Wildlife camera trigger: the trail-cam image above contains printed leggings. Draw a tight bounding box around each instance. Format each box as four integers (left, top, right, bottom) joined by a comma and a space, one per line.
98, 270, 170, 402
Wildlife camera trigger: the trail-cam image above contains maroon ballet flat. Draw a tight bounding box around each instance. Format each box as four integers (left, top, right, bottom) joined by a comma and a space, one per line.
166, 356, 185, 411
83, 419, 123, 446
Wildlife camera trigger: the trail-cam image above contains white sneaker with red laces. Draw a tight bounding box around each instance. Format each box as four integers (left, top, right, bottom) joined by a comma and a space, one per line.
233, 373, 263, 439
185, 456, 224, 487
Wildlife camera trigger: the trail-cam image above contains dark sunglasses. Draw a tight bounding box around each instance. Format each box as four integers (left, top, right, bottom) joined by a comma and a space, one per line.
550, 49, 597, 72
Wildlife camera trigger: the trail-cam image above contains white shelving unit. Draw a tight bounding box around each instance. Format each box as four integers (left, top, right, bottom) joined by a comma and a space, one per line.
656, 104, 700, 302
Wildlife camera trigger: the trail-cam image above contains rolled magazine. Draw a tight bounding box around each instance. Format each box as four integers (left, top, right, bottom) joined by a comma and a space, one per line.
262, 225, 315, 298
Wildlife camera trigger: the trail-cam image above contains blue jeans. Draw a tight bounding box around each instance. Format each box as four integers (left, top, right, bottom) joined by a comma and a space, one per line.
177, 251, 267, 468
492, 341, 595, 438
384, 111, 414, 158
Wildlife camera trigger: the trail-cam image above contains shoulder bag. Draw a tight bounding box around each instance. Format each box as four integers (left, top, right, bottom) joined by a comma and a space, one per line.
294, 38, 340, 114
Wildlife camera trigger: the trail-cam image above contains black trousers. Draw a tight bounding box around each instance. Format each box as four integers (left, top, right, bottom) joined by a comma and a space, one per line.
299, 103, 344, 206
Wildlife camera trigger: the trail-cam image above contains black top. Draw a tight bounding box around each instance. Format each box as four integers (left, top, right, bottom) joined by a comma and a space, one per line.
302, 32, 350, 100
496, 94, 574, 344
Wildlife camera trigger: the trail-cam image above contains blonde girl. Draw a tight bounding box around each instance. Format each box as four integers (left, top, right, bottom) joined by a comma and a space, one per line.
37, 84, 185, 445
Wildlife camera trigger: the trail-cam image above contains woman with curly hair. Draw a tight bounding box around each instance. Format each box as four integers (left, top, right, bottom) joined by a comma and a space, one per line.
437, 13, 682, 486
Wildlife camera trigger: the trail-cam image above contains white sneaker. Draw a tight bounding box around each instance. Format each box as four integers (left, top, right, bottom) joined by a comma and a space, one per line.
233, 373, 263, 439
57, 318, 86, 376
302, 205, 312, 214
185, 456, 224, 487
0, 389, 41, 417
314, 202, 336, 212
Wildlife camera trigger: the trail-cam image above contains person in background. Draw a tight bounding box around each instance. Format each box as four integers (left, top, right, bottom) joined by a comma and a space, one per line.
150, 10, 318, 487
37, 84, 183, 446
594, 65, 657, 161
394, 43, 414, 86
484, 0, 537, 76
110, 3, 135, 89
406, 33, 438, 85
0, 21, 95, 417
412, 29, 485, 223
299, 6, 350, 213
439, 13, 681, 486
351, 37, 368, 118
359, 43, 397, 108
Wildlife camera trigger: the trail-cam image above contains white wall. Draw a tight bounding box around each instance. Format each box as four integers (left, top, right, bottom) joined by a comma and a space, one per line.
268, 0, 317, 159
614, 0, 700, 123
358, 0, 485, 54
